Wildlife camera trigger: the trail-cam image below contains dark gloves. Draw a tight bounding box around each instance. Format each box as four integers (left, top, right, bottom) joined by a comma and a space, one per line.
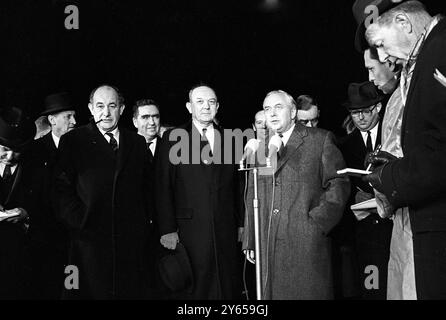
362, 164, 386, 193
364, 151, 398, 170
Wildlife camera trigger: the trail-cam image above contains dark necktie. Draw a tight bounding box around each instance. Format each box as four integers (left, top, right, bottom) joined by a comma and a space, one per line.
201, 128, 213, 158
106, 132, 118, 153
366, 131, 373, 153
3, 164, 12, 181
278, 134, 285, 159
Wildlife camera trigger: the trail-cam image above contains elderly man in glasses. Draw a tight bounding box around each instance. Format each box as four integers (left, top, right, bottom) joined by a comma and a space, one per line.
338, 81, 393, 300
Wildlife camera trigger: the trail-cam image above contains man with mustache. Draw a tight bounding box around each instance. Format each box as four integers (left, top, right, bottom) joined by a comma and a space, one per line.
362, 0, 446, 299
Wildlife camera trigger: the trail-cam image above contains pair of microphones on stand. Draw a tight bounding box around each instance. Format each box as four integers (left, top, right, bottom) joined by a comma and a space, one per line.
239, 135, 283, 171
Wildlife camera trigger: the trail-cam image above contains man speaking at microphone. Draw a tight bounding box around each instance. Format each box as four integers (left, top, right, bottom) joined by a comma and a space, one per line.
53, 85, 152, 299
242, 90, 350, 300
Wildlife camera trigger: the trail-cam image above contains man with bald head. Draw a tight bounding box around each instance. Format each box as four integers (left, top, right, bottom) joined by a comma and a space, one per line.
156, 84, 243, 300
53, 84, 152, 299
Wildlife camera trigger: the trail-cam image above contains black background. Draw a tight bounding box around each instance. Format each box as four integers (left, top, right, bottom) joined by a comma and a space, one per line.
2, 0, 445, 136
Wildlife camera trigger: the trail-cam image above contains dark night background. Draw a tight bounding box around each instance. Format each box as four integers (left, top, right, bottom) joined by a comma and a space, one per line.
2, 0, 445, 137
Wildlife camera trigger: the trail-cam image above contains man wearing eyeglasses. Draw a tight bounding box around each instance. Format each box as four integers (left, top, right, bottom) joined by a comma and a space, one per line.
296, 95, 320, 128
339, 81, 393, 300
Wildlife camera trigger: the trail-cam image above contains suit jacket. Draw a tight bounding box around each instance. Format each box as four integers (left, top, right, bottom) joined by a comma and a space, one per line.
53, 122, 152, 299
243, 125, 350, 300
379, 18, 446, 233
155, 121, 243, 299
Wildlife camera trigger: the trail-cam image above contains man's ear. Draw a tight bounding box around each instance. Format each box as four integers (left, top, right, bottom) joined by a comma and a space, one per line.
376, 102, 383, 113
291, 106, 297, 121
186, 102, 192, 114
47, 115, 55, 126
119, 104, 126, 116
394, 13, 413, 34
88, 103, 94, 116
132, 117, 138, 129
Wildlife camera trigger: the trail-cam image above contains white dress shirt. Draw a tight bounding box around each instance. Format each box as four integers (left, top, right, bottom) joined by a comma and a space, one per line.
0, 163, 17, 177
277, 124, 296, 147
192, 120, 215, 153
99, 127, 120, 147
52, 132, 61, 148
360, 124, 379, 150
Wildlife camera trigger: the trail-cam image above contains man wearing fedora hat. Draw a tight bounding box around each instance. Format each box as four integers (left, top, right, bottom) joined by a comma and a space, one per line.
338, 81, 393, 300
0, 106, 36, 299
24, 92, 77, 299
356, 0, 446, 299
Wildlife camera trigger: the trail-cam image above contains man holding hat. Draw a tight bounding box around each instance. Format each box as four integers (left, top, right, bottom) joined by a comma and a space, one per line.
0, 106, 36, 299
25, 92, 77, 299
339, 81, 393, 300
353, 0, 446, 299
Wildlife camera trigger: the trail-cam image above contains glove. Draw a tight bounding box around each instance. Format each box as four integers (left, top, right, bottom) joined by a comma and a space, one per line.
364, 151, 398, 170
362, 164, 386, 193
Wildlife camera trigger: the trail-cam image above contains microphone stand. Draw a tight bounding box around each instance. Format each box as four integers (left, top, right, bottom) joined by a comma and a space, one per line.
239, 158, 273, 301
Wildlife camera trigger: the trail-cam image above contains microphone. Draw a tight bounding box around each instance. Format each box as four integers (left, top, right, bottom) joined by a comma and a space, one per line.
266, 135, 283, 168
268, 135, 282, 158
239, 139, 260, 169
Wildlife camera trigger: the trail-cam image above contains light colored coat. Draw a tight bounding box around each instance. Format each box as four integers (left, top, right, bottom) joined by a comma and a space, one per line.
243, 124, 350, 300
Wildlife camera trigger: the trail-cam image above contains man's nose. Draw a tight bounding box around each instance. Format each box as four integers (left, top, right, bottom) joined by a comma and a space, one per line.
103, 107, 111, 116
71, 117, 77, 125
308, 122, 314, 128
148, 117, 155, 125
359, 112, 365, 120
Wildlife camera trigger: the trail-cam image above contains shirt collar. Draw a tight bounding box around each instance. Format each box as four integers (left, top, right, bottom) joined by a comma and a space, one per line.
51, 132, 60, 148
277, 124, 295, 146
192, 120, 214, 135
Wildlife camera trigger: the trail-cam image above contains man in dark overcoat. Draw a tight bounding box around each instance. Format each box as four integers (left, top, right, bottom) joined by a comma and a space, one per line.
53, 85, 152, 299
155, 84, 243, 299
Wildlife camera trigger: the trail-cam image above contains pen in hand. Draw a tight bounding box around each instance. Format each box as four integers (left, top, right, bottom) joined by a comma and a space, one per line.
366, 144, 382, 172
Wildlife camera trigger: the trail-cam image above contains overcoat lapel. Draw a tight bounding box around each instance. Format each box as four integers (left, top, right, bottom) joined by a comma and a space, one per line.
275, 125, 307, 175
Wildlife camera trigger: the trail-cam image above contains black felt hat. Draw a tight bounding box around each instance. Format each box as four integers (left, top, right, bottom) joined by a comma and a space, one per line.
0, 106, 36, 150
158, 243, 194, 293
342, 81, 385, 110
41, 92, 75, 116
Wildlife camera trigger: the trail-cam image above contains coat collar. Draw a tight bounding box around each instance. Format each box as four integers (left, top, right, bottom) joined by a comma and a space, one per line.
275, 123, 307, 174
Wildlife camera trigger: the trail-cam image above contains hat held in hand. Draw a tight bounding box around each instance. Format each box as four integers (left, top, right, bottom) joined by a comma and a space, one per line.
158, 242, 194, 293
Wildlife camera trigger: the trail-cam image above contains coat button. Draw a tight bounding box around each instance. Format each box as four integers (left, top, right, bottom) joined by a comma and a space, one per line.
273, 209, 280, 215
373, 220, 379, 225
275, 181, 280, 186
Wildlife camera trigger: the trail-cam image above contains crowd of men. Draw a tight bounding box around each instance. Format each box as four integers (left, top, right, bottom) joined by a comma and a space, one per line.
1, 0, 446, 300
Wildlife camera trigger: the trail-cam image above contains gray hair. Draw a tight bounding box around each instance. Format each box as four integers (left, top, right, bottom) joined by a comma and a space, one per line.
366, 1, 432, 42
264, 90, 297, 109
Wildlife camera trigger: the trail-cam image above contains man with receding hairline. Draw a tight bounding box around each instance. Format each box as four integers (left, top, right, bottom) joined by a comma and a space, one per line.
156, 84, 243, 300
53, 84, 152, 299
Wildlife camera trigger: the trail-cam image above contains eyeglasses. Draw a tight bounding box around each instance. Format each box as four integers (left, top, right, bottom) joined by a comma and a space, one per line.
298, 118, 319, 126
350, 105, 377, 118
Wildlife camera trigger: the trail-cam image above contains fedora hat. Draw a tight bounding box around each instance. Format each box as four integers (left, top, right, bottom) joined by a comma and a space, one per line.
352, 0, 408, 52
41, 92, 75, 116
158, 243, 194, 293
342, 81, 384, 110
0, 106, 36, 151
